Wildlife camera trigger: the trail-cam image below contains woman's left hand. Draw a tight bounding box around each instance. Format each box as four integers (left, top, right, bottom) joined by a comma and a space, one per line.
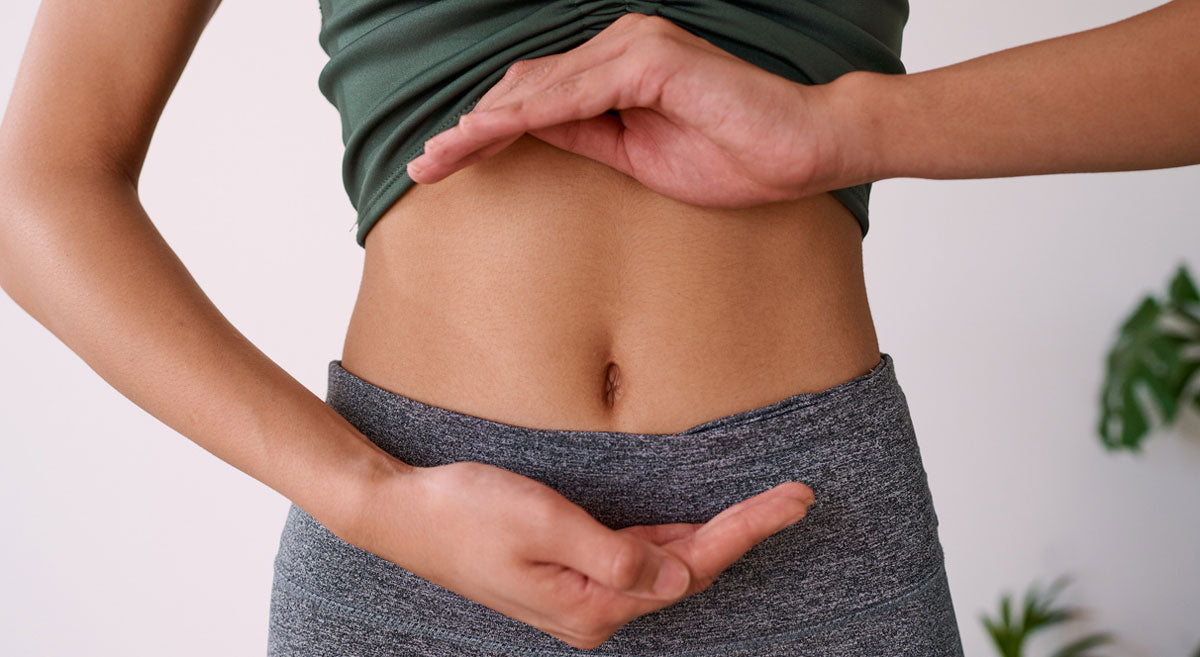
405, 12, 866, 208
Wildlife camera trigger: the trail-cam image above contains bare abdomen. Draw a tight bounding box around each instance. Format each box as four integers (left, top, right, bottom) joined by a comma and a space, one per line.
340, 134, 880, 435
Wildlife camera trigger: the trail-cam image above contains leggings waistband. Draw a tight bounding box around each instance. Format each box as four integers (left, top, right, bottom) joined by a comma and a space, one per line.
271, 351, 953, 654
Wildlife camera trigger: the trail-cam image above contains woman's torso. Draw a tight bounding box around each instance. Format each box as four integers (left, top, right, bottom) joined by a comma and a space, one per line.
340, 133, 879, 435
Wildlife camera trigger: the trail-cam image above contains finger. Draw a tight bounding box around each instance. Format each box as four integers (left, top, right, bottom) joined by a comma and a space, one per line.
407, 39, 630, 184
678, 482, 814, 585
408, 112, 633, 184
407, 130, 522, 183
409, 17, 662, 182
425, 56, 648, 168
617, 521, 703, 546
526, 113, 634, 177
558, 484, 815, 625
471, 12, 654, 116
471, 38, 627, 116
525, 499, 692, 602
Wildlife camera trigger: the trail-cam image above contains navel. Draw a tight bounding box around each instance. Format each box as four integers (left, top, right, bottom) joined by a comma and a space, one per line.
603, 361, 622, 408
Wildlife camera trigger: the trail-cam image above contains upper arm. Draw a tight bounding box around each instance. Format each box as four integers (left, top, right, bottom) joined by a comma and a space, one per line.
0, 0, 222, 187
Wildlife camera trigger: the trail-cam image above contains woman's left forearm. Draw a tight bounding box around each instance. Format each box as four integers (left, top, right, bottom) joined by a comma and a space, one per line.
828, 0, 1200, 185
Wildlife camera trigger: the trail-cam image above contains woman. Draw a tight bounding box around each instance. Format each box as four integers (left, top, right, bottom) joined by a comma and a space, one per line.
1, 0, 1197, 654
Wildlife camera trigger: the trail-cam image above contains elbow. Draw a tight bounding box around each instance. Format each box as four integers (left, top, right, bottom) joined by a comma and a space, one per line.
0, 153, 117, 313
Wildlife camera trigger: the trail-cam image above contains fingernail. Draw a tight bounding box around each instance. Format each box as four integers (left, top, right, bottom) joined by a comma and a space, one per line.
791, 486, 815, 507
785, 495, 815, 525
652, 559, 690, 598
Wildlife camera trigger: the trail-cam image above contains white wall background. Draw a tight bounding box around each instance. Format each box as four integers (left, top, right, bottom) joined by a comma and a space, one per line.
1, 0, 1197, 655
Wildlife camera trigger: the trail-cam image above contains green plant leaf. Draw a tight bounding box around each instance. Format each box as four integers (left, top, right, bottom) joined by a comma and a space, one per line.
1099, 297, 1161, 451
1043, 574, 1072, 606
1025, 576, 1075, 636
983, 575, 1119, 657
982, 592, 1024, 657
1168, 263, 1200, 305
1098, 264, 1200, 451
982, 614, 1018, 657
1047, 632, 1114, 657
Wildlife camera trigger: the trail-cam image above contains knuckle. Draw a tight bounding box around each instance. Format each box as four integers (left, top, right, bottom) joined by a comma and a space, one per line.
622, 12, 673, 36
608, 538, 646, 592
612, 11, 647, 27
444, 459, 489, 484
457, 109, 495, 138
610, 13, 680, 43
421, 461, 473, 496
422, 137, 445, 156
638, 14, 674, 31
504, 58, 534, 78
507, 57, 553, 84
454, 114, 477, 138
523, 489, 561, 530
514, 490, 566, 557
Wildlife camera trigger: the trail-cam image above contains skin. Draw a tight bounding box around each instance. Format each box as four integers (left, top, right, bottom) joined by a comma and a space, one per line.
412, 2, 1200, 203
408, 14, 845, 207
850, 0, 1200, 182
3, 0, 1198, 651
0, 1, 821, 651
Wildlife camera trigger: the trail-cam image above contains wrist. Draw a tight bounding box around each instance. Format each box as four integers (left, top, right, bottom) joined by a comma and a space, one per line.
336, 442, 422, 547
284, 404, 419, 544
816, 70, 905, 188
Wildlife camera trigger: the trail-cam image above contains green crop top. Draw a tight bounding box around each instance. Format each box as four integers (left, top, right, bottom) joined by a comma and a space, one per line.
316, 0, 909, 247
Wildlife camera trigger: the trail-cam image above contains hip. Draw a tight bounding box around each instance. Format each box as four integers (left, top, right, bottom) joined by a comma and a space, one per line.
267, 352, 964, 656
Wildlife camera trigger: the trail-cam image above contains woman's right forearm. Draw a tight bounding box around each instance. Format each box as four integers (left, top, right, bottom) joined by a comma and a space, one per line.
0, 160, 413, 543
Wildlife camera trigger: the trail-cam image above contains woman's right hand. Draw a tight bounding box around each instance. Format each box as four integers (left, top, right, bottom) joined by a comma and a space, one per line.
346, 460, 815, 650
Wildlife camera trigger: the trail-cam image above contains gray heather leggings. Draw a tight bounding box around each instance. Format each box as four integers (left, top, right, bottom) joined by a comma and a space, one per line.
267, 352, 965, 656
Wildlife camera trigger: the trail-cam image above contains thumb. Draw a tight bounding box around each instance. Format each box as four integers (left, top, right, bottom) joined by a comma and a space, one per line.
534, 504, 692, 601
527, 112, 634, 178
